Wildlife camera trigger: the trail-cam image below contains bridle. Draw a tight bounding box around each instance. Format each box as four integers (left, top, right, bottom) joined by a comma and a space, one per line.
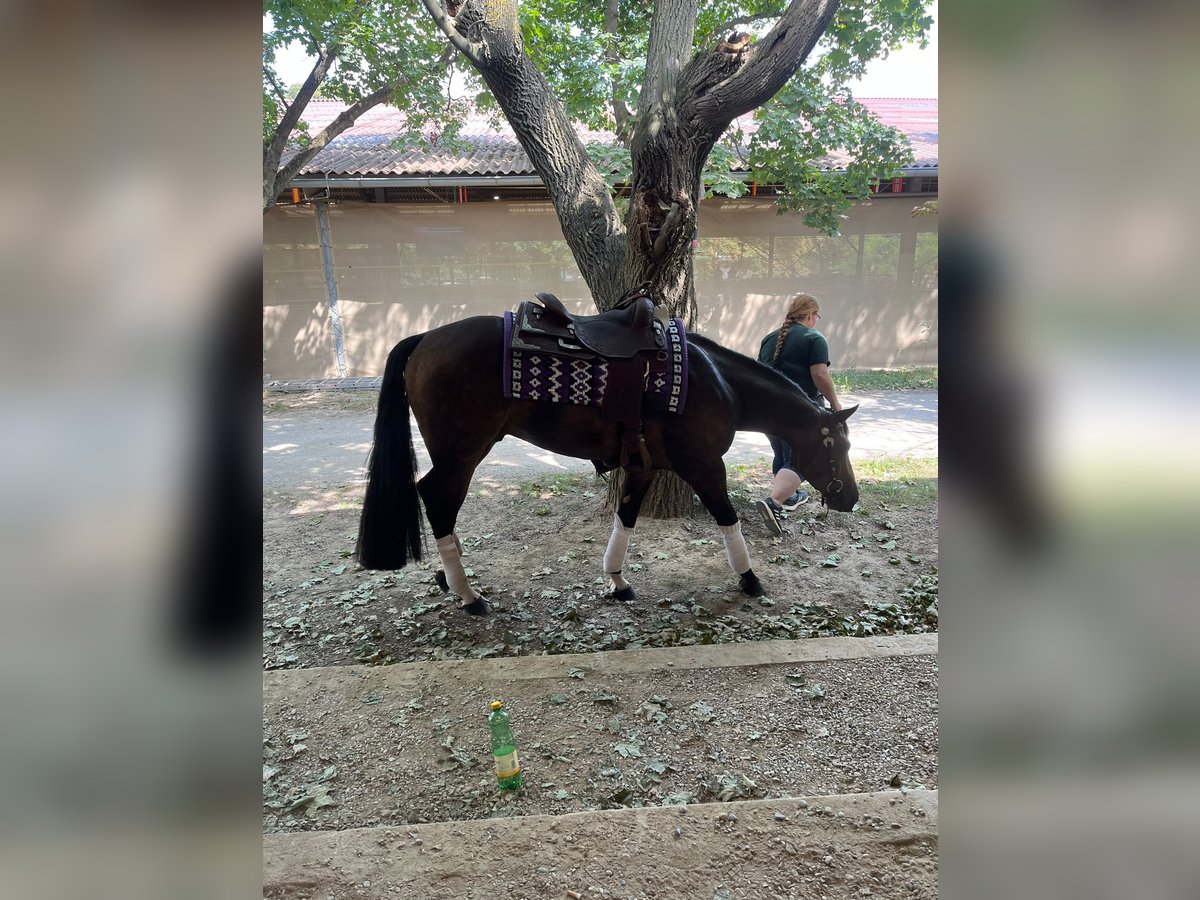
818, 417, 846, 505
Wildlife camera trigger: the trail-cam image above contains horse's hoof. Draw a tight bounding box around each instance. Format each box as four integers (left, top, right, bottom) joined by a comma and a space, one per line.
612, 585, 637, 603
434, 569, 449, 592
462, 597, 490, 616
739, 570, 765, 598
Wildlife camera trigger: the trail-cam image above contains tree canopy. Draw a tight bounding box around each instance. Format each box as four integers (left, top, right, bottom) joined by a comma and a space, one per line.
264, 0, 933, 310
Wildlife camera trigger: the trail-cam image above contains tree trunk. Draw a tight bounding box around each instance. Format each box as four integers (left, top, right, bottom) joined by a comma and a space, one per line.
452, 0, 628, 306
424, 0, 840, 517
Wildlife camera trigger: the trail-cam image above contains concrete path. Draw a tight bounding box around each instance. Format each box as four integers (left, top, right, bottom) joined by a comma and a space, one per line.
263, 390, 936, 491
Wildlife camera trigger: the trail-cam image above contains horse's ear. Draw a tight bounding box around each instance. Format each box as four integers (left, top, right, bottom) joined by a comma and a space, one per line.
833, 404, 859, 422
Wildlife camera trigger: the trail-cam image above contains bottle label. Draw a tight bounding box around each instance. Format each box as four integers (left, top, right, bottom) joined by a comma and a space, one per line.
493, 750, 520, 778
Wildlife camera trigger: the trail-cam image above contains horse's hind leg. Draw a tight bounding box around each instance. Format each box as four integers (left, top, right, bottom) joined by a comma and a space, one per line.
675, 458, 766, 598
418, 459, 490, 616
603, 468, 654, 602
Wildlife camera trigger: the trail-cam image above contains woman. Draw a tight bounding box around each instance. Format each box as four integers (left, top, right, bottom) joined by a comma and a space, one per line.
754, 293, 844, 536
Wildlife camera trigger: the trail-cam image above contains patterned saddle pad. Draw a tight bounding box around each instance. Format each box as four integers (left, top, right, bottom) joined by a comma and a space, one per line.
502, 310, 688, 414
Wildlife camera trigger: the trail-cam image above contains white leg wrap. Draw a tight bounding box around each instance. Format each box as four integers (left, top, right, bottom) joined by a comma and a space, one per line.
719, 522, 752, 575
436, 533, 479, 603
604, 515, 634, 591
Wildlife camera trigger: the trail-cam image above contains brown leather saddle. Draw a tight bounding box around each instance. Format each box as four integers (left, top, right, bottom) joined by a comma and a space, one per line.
511, 282, 664, 359
509, 283, 666, 469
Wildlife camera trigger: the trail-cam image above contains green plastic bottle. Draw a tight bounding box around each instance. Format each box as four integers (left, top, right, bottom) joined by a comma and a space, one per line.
488, 700, 523, 791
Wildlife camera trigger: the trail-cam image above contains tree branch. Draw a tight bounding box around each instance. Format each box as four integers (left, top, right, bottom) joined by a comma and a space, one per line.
265, 46, 337, 172
418, 0, 484, 66
604, 0, 633, 142
264, 66, 290, 107
699, 10, 785, 46
266, 50, 455, 212
683, 0, 840, 136
640, 0, 697, 122
274, 83, 397, 192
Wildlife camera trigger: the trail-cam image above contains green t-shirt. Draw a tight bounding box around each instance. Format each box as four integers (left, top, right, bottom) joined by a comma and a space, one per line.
758, 324, 831, 404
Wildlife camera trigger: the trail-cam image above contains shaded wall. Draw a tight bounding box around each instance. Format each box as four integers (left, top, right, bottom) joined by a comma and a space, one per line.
263, 196, 937, 379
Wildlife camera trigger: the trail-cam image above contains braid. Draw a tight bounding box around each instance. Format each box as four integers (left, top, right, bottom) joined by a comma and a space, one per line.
771, 319, 796, 363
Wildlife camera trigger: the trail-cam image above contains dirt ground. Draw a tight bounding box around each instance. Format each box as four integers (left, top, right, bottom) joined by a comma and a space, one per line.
262, 392, 938, 897
264, 788, 939, 900
263, 464, 937, 671
264, 650, 937, 832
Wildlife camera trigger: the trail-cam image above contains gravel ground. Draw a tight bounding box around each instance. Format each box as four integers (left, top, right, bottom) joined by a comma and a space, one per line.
263, 653, 937, 832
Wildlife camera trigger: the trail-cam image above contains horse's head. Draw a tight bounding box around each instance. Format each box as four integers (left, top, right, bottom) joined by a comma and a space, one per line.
791, 405, 860, 512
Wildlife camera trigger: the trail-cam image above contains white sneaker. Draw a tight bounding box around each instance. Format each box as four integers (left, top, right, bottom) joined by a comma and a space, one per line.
780, 489, 810, 511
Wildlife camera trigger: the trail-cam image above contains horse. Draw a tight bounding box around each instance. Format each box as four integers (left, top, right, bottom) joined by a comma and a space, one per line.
356, 314, 859, 615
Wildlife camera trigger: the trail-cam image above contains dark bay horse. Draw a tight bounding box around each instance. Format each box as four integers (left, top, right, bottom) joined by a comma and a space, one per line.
357, 315, 858, 614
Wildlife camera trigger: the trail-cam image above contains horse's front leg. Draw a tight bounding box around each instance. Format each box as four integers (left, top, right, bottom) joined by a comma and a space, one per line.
676, 459, 765, 598
603, 468, 654, 602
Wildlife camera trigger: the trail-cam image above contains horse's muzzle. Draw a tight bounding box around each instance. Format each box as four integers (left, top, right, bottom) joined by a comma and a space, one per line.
821, 482, 859, 512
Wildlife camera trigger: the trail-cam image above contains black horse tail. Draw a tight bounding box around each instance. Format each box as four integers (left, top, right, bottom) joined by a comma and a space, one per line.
357, 334, 427, 569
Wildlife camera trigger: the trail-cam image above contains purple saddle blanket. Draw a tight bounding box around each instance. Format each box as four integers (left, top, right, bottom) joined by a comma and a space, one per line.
502, 310, 688, 414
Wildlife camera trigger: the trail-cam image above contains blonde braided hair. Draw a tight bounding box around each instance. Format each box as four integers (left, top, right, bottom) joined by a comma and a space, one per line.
771, 294, 819, 363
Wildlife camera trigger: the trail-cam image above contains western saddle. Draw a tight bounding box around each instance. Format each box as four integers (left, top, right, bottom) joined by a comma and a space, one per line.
512, 282, 662, 358
510, 282, 666, 469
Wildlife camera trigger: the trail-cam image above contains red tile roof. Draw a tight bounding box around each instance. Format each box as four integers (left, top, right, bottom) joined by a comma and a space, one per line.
289, 97, 936, 178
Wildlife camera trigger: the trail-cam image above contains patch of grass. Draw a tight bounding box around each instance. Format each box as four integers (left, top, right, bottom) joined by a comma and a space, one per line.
518, 472, 597, 498
262, 391, 381, 414
855, 457, 938, 481
728, 457, 937, 504
834, 367, 937, 392
855, 457, 938, 503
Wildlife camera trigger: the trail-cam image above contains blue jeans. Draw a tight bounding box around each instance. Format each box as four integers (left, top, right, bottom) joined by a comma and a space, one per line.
767, 399, 825, 477
768, 434, 794, 476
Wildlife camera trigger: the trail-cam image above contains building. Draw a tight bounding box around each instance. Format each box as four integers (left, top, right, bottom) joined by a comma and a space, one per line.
264, 98, 937, 380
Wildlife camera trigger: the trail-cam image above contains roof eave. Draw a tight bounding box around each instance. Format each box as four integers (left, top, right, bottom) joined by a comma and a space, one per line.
289, 166, 937, 190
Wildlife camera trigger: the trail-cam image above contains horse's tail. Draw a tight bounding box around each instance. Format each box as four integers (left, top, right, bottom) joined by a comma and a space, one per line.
357, 334, 427, 569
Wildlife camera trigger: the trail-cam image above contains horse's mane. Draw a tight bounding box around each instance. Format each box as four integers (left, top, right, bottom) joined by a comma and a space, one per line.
687, 332, 821, 414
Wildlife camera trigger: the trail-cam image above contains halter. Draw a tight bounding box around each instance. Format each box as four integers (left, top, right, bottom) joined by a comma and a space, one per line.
818, 417, 846, 505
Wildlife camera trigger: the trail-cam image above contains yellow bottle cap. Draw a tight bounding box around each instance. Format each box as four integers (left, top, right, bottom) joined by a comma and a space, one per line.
490, 701, 503, 710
